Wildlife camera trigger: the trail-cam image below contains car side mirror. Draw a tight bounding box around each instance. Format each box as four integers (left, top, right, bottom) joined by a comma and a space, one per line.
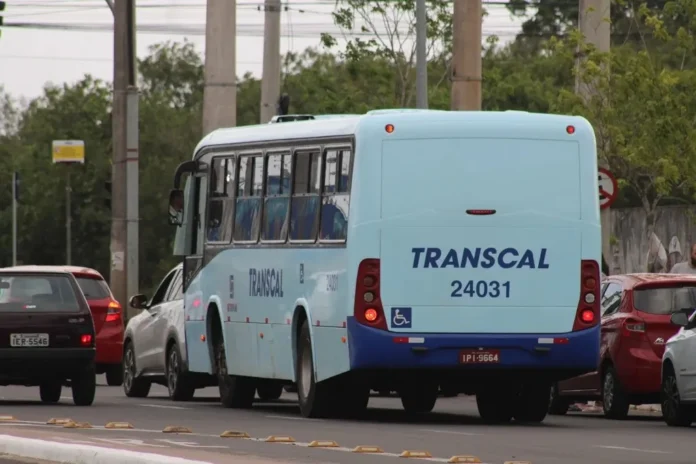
168, 189, 184, 226
129, 294, 148, 310
670, 311, 689, 327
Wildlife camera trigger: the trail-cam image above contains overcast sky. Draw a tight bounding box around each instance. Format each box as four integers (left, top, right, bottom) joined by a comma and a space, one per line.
0, 0, 526, 100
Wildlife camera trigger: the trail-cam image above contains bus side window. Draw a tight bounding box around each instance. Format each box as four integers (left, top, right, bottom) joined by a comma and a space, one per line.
207, 156, 235, 243
262, 153, 291, 242
289, 150, 321, 241
234, 155, 264, 242
319, 148, 351, 242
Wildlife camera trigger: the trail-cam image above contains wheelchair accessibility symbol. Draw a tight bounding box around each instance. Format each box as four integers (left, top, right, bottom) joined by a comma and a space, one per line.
391, 307, 412, 328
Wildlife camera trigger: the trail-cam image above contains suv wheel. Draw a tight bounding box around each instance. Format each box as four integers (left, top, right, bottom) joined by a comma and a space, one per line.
72, 365, 96, 406
167, 344, 195, 401
123, 342, 151, 398
661, 367, 694, 427
548, 383, 570, 415
39, 381, 62, 404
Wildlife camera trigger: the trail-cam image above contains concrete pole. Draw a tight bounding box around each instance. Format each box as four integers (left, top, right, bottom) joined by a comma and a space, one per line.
110, 0, 130, 310
126, 87, 139, 318
451, 0, 482, 111
203, 0, 237, 134
577, 0, 612, 273
260, 0, 282, 123
415, 0, 428, 109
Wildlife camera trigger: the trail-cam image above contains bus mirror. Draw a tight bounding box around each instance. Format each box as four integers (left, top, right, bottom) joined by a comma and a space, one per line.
168, 189, 184, 226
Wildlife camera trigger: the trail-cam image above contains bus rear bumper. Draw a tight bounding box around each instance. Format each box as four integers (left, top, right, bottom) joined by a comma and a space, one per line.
346, 317, 599, 374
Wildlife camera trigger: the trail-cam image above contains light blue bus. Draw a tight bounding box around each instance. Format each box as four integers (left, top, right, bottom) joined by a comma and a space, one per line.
167, 109, 602, 423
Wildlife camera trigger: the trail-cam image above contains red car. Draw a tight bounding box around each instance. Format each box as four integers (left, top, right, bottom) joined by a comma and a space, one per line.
11, 266, 124, 386
549, 273, 695, 419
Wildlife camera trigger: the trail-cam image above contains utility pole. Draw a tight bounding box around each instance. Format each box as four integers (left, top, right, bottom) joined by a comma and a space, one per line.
415, 0, 428, 109
111, 0, 139, 317
203, 0, 237, 134
577, 0, 612, 272
11, 171, 18, 266
451, 0, 482, 111
260, 0, 282, 123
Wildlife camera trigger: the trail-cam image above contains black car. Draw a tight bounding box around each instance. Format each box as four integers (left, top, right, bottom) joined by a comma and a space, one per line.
0, 268, 97, 406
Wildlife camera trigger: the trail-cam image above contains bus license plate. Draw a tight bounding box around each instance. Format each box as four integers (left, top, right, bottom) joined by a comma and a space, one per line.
460, 349, 500, 364
10, 333, 49, 347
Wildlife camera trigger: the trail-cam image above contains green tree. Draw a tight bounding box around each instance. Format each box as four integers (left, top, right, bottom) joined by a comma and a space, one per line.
321, 0, 453, 106
553, 1, 696, 234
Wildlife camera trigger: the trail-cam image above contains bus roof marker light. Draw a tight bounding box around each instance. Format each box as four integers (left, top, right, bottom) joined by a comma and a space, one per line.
385, 124, 395, 133
566, 125, 575, 134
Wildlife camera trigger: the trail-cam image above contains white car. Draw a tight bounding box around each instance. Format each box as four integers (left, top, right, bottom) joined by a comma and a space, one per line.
122, 263, 215, 400
661, 302, 696, 427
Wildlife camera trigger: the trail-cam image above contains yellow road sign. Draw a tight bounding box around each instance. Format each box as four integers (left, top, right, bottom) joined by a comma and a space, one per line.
52, 140, 85, 164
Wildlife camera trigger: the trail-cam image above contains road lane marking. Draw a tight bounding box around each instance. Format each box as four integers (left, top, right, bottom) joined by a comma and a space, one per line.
140, 404, 191, 410
594, 445, 671, 454
419, 428, 483, 436
156, 438, 227, 449
264, 415, 322, 422
1, 420, 485, 463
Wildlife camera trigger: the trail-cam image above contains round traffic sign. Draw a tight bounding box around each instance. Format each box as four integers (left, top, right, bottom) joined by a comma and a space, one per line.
598, 167, 618, 209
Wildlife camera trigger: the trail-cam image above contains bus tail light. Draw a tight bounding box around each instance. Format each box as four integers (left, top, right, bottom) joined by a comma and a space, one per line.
573, 260, 600, 331
354, 259, 387, 330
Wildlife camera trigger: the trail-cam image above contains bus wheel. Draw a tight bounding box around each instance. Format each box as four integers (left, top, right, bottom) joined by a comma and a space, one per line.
513, 383, 551, 423
296, 320, 334, 418
400, 383, 438, 414
476, 388, 513, 424
214, 336, 255, 409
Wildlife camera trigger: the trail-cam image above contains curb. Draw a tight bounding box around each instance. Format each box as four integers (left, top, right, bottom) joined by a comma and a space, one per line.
0, 434, 213, 464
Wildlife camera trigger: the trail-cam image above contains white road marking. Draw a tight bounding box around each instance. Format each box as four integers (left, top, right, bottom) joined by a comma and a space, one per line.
88, 437, 170, 448
595, 445, 671, 454
139, 403, 190, 410
264, 414, 322, 422
419, 428, 483, 436
156, 438, 227, 449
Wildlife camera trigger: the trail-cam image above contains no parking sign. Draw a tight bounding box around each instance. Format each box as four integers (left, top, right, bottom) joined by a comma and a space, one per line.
598, 168, 617, 209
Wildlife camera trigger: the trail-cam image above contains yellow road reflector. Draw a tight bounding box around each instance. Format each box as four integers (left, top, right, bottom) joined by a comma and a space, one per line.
163, 426, 192, 434
105, 422, 134, 429
352, 446, 384, 453
64, 422, 92, 429
264, 435, 295, 443
220, 430, 250, 438
448, 456, 482, 463
399, 450, 433, 458
0, 416, 16, 422
308, 440, 339, 448
47, 418, 73, 425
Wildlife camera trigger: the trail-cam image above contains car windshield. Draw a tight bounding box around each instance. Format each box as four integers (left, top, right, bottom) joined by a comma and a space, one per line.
76, 277, 111, 299
0, 274, 81, 312
633, 284, 696, 315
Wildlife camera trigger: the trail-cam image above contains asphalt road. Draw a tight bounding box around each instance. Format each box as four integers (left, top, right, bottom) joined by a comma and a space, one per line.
0, 376, 693, 464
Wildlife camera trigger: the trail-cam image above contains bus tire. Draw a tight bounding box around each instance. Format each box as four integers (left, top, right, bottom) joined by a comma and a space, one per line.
400, 383, 438, 414
214, 336, 255, 409
296, 320, 334, 418
548, 382, 570, 415
513, 383, 550, 423
476, 389, 513, 424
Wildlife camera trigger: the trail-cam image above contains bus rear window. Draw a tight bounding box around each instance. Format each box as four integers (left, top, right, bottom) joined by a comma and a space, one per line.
0, 275, 81, 312
633, 285, 696, 315
381, 138, 581, 220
